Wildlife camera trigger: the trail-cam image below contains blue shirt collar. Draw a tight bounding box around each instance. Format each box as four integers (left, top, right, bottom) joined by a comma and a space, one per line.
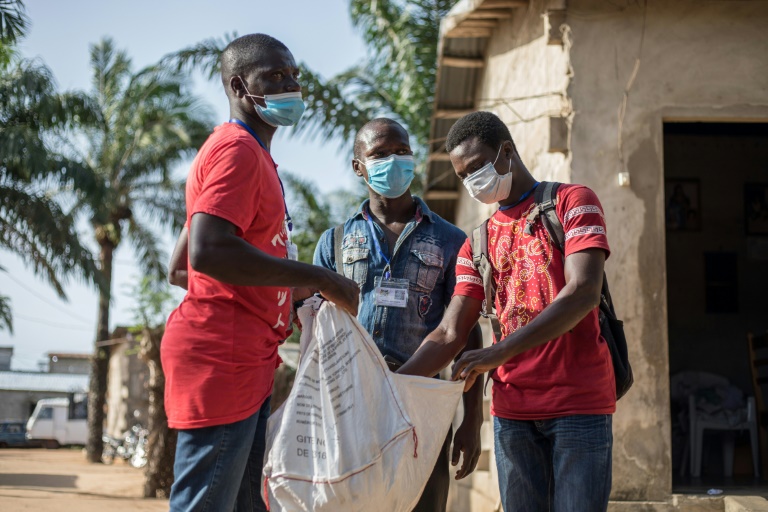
353, 195, 435, 224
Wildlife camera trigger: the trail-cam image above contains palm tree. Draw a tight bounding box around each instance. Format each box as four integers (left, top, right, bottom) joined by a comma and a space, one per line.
1, 0, 101, 332
58, 37, 213, 462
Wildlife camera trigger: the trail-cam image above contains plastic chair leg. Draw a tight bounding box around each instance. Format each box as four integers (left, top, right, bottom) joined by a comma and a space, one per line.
751, 424, 761, 478
723, 432, 735, 478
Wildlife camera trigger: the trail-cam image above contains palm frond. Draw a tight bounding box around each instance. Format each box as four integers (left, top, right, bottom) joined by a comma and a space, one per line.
0, 180, 101, 297
0, 0, 28, 45
126, 219, 166, 281
0, 294, 11, 333
160, 32, 237, 81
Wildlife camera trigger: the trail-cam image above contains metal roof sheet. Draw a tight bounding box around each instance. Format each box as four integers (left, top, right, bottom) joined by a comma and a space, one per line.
0, 371, 89, 393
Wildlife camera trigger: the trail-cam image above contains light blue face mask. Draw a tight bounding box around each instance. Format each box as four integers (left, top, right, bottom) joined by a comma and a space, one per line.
360, 154, 415, 199
241, 79, 305, 127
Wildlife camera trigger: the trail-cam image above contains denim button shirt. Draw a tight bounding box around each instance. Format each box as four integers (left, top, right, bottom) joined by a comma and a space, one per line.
313, 196, 467, 364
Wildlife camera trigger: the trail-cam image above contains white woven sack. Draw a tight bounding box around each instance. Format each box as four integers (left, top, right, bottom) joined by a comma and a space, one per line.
263, 300, 463, 511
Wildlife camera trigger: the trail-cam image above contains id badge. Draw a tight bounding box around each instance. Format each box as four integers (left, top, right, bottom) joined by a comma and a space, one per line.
286, 241, 299, 261
375, 277, 409, 308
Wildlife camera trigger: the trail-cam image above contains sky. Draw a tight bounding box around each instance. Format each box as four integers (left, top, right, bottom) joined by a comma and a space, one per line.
0, 0, 368, 370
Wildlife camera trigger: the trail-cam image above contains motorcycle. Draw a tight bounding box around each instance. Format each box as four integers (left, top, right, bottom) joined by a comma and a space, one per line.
101, 423, 148, 468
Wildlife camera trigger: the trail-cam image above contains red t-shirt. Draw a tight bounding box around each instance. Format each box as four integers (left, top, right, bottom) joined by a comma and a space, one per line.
454, 184, 616, 420
162, 123, 291, 429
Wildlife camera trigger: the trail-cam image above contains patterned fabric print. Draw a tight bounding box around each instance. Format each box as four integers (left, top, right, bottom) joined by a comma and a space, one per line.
489, 202, 556, 339
457, 274, 483, 286
457, 256, 474, 269
565, 225, 606, 241
564, 205, 603, 222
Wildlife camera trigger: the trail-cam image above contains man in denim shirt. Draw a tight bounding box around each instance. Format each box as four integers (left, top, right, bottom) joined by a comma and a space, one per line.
313, 118, 483, 512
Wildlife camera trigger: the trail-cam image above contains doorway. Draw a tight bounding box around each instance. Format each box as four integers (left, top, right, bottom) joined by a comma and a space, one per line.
665, 122, 768, 493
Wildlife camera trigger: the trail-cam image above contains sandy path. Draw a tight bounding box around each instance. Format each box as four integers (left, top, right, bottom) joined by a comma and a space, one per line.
0, 448, 168, 511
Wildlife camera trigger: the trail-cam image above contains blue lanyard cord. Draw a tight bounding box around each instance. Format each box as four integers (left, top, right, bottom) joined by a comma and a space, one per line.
499, 182, 540, 211
229, 119, 293, 232
365, 214, 392, 280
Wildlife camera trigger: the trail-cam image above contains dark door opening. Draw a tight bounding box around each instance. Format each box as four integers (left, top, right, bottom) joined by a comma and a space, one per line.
665, 122, 768, 494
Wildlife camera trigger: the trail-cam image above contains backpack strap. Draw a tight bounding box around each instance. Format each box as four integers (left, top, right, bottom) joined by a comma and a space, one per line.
471, 220, 502, 343
525, 182, 564, 254
333, 224, 344, 275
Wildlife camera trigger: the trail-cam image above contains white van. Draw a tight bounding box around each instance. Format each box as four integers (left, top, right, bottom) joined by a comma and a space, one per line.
26, 397, 87, 448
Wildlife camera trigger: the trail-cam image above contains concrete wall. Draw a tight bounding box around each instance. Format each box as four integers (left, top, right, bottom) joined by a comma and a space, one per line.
49, 357, 90, 375
565, 0, 768, 502
105, 341, 149, 438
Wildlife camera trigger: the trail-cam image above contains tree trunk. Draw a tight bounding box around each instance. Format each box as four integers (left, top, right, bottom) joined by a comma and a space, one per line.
140, 326, 177, 498
85, 241, 113, 463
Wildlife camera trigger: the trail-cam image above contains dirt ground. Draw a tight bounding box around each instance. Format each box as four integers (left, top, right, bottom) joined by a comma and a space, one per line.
0, 448, 168, 511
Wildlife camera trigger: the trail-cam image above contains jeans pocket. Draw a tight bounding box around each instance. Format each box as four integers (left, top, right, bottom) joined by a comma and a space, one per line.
341, 247, 369, 287
406, 250, 443, 292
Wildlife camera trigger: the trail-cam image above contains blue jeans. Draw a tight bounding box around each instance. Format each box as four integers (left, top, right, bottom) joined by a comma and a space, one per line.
494, 415, 612, 512
170, 397, 271, 512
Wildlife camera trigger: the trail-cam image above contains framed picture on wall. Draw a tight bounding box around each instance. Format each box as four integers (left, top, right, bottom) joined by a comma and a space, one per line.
665, 178, 701, 231
745, 183, 768, 235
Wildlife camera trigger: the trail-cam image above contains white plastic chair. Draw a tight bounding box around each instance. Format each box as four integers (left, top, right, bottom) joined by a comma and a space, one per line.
689, 394, 760, 478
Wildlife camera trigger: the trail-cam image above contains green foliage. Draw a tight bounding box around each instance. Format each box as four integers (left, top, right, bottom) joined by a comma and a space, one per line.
296, 0, 455, 153
0, 0, 28, 47
129, 276, 175, 329
282, 171, 362, 263
0, 50, 102, 299
0, 294, 11, 333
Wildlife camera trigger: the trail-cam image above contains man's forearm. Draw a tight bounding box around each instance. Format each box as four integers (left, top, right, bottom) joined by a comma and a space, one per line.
192, 235, 331, 290
461, 323, 485, 420
496, 285, 598, 361
398, 328, 467, 377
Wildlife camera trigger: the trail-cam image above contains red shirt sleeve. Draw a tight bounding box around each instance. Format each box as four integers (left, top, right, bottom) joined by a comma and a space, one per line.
452, 238, 485, 301
191, 136, 263, 236
557, 185, 611, 259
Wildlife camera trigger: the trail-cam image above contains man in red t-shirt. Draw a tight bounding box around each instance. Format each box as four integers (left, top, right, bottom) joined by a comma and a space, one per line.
162, 34, 358, 512
398, 111, 614, 512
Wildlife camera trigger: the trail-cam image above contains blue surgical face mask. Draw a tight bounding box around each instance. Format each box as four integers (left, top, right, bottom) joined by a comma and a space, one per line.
359, 154, 415, 199
240, 79, 305, 127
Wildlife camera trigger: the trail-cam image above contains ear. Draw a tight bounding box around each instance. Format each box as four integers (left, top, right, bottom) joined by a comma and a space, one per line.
352, 159, 367, 180
230, 76, 246, 99
503, 140, 516, 160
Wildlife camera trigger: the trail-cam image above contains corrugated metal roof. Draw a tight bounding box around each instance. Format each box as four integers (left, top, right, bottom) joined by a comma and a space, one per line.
0, 371, 89, 393
424, 0, 529, 223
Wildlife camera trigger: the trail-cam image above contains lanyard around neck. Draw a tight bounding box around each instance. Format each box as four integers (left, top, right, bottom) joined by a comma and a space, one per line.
365, 213, 392, 280
499, 182, 540, 211
229, 119, 292, 232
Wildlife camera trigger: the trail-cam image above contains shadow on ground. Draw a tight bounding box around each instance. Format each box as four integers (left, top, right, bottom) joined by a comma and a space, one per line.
0, 473, 77, 488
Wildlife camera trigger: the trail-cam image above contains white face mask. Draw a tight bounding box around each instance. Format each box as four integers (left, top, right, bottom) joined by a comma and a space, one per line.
461, 145, 513, 204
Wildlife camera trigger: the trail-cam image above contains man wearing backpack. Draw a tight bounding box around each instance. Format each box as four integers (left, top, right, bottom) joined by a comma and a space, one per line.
313, 117, 484, 512
398, 111, 616, 512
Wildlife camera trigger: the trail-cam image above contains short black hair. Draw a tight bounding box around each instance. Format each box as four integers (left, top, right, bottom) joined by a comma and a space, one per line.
445, 111, 514, 153
353, 118, 407, 160
220, 33, 289, 87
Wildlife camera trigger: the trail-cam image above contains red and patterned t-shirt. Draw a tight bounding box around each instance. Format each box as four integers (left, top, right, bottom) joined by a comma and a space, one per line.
454, 184, 616, 420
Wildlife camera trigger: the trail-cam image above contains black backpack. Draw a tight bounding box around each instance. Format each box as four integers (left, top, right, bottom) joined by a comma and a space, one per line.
471, 182, 633, 400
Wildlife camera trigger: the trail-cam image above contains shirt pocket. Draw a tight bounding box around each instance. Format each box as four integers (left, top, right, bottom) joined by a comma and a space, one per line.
406, 249, 444, 292
341, 247, 369, 287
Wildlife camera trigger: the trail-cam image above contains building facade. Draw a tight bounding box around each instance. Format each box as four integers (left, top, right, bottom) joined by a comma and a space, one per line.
424, 0, 768, 510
